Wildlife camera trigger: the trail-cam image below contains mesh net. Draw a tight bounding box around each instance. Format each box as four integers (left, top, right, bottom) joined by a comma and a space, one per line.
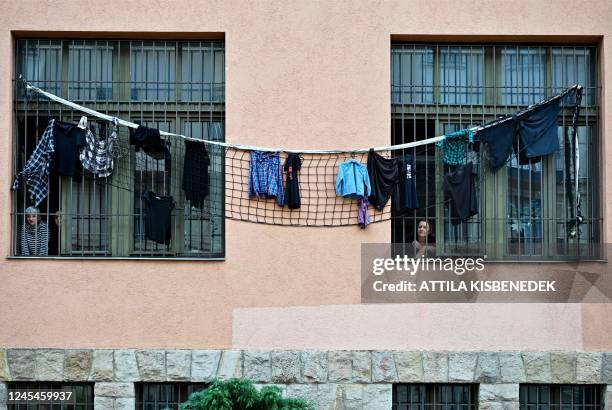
104, 136, 393, 227
226, 149, 393, 226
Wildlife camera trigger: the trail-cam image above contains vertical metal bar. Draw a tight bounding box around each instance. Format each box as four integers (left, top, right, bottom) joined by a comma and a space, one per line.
433, 44, 438, 249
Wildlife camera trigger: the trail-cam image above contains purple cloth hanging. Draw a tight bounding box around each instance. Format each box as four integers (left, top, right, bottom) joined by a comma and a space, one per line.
358, 196, 371, 229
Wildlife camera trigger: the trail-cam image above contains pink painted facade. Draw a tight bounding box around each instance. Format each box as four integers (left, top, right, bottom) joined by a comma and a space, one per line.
0, 0, 611, 354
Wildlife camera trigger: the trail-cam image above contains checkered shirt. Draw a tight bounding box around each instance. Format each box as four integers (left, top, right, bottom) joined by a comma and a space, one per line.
12, 120, 55, 206
248, 150, 285, 206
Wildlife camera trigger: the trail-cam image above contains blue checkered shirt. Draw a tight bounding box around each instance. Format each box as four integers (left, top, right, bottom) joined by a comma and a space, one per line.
248, 150, 285, 206
437, 128, 474, 165
12, 120, 55, 206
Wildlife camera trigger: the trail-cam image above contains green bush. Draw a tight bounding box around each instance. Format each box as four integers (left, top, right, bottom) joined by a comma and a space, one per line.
179, 378, 313, 410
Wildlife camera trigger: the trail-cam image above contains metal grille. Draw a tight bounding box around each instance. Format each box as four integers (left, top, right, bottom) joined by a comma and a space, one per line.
7, 382, 94, 410
520, 385, 603, 410
135, 382, 208, 410
391, 43, 601, 260
393, 384, 478, 410
12, 39, 225, 258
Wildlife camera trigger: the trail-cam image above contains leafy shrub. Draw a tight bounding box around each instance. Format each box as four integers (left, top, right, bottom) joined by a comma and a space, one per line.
179, 378, 313, 410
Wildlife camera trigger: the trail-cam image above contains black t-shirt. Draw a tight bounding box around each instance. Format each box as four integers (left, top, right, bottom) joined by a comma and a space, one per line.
52, 120, 86, 177
443, 162, 478, 225
393, 154, 419, 215
284, 153, 302, 209
367, 149, 399, 211
143, 191, 175, 245
182, 140, 210, 208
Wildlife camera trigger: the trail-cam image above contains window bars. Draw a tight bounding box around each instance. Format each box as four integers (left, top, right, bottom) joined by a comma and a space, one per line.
135, 382, 208, 410
393, 383, 479, 410
391, 44, 601, 260
12, 40, 602, 261
13, 39, 225, 258
7, 382, 94, 410
519, 385, 603, 410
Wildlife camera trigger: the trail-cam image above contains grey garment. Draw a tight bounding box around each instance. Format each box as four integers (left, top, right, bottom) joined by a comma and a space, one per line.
79, 118, 118, 177
21, 222, 49, 256
412, 240, 435, 257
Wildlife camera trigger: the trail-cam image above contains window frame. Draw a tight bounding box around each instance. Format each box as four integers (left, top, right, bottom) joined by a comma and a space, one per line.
7, 381, 95, 410
135, 382, 208, 410
519, 384, 605, 410
391, 42, 601, 261
392, 383, 479, 410
12, 38, 226, 260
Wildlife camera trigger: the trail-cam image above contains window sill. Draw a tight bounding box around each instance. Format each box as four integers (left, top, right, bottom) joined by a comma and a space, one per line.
481, 258, 607, 263
6, 256, 225, 261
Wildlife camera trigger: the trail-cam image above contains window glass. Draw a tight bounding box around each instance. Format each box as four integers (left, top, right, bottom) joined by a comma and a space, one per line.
440, 46, 484, 104
391, 45, 434, 104
68, 41, 114, 100
501, 47, 546, 105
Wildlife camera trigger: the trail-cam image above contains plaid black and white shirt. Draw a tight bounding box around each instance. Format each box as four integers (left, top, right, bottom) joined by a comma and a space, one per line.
80, 117, 118, 178
12, 120, 55, 206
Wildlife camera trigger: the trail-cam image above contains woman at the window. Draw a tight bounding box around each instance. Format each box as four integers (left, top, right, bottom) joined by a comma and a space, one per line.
412, 220, 435, 257
21, 206, 49, 256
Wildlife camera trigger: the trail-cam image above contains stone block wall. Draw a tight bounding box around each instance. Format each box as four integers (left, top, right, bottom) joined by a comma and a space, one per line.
0, 350, 611, 410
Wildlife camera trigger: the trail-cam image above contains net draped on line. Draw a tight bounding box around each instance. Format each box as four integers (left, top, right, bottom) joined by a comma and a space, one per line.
105, 140, 394, 227
16, 80, 583, 228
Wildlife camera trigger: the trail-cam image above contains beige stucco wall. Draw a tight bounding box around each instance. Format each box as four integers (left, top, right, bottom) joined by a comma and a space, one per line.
0, 0, 611, 350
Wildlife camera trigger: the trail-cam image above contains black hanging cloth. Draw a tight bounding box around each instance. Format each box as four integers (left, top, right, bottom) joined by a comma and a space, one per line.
367, 149, 399, 211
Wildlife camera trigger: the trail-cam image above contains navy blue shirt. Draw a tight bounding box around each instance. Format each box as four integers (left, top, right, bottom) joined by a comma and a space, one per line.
476, 96, 562, 171
393, 155, 419, 215
515, 98, 561, 162
52, 119, 86, 177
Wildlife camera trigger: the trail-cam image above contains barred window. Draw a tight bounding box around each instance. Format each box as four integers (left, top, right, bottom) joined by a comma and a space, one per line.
7, 382, 94, 410
135, 382, 208, 409
12, 39, 225, 258
393, 384, 478, 410
520, 385, 603, 410
391, 43, 600, 260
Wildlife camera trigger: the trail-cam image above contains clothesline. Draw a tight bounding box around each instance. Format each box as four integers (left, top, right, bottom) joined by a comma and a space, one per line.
19, 76, 580, 154
14, 77, 584, 231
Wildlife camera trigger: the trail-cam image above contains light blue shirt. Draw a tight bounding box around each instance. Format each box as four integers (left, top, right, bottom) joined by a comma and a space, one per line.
336, 159, 371, 199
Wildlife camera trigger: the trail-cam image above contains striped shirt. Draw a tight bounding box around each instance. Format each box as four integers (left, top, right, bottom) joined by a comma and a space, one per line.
21, 222, 49, 256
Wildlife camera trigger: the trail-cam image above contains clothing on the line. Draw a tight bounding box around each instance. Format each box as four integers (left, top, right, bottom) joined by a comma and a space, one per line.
130, 124, 172, 172
80, 117, 118, 178
437, 129, 474, 166
248, 150, 285, 206
393, 154, 419, 215
477, 92, 566, 171
367, 149, 399, 211
143, 190, 175, 245
12, 120, 56, 206
443, 162, 478, 225
515, 97, 561, 162
336, 159, 371, 199
475, 118, 516, 171
284, 153, 302, 209
21, 222, 49, 256
52, 116, 87, 177
358, 197, 371, 229
182, 140, 210, 208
